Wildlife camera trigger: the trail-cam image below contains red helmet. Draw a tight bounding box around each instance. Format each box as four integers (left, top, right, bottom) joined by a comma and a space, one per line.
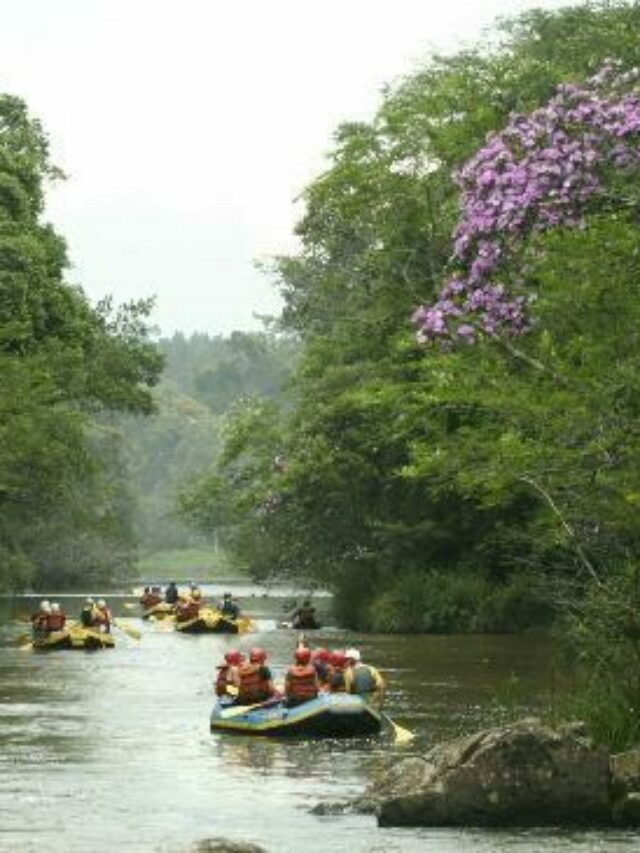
249, 646, 266, 663
225, 650, 241, 666
294, 647, 311, 664
330, 650, 346, 668
312, 647, 330, 662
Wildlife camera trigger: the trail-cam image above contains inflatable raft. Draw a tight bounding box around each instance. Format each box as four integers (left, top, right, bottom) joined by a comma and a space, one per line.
32, 625, 115, 651
175, 607, 253, 634
210, 693, 382, 737
142, 602, 175, 621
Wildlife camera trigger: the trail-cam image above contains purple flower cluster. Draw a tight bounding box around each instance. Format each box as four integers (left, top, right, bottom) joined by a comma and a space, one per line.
414, 62, 640, 344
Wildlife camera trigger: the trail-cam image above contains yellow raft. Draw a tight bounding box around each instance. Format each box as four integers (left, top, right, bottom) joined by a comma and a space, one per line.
142, 602, 175, 621
31, 625, 115, 651
174, 606, 253, 635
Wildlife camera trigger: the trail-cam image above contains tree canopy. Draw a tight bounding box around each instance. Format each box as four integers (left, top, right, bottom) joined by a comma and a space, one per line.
180, 1, 640, 636
0, 93, 163, 590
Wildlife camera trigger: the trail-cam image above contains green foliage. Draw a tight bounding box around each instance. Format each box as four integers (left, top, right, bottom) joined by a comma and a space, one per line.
0, 93, 163, 591
554, 565, 640, 750
179, 1, 640, 648
361, 570, 552, 634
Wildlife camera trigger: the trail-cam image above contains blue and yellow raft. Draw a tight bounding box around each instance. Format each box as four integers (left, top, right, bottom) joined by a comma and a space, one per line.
210, 693, 382, 737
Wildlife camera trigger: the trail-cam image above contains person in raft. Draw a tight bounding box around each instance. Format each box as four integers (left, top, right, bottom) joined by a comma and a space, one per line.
217, 592, 240, 620
232, 647, 277, 705
326, 649, 348, 693
214, 649, 244, 700
93, 599, 113, 633
284, 646, 320, 708
140, 587, 163, 609
343, 647, 386, 707
164, 581, 179, 604
47, 602, 66, 632
31, 600, 51, 638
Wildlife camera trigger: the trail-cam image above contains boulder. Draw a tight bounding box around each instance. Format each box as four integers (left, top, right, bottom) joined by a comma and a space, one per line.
611, 749, 640, 798
371, 718, 611, 827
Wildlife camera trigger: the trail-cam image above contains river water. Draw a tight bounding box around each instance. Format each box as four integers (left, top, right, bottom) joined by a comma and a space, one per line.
1, 591, 639, 852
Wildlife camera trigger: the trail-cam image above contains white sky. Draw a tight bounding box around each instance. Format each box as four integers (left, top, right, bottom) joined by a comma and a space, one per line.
1, 0, 566, 336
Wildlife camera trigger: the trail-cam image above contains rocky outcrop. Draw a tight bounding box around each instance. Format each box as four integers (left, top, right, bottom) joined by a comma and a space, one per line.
366, 718, 613, 827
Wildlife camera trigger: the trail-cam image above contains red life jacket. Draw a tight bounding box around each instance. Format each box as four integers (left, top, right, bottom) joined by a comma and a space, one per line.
141, 593, 162, 608
237, 663, 270, 704
46, 612, 66, 631
176, 601, 199, 621
285, 664, 318, 701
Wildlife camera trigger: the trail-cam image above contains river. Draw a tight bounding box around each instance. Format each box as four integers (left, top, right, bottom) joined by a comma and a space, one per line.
1, 590, 639, 852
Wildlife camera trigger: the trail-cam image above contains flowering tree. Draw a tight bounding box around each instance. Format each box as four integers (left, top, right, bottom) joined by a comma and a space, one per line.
413, 62, 640, 344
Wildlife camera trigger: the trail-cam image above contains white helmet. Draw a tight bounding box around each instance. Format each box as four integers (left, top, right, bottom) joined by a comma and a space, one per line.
345, 648, 361, 662
50, 602, 60, 613
97, 599, 106, 608
40, 600, 51, 613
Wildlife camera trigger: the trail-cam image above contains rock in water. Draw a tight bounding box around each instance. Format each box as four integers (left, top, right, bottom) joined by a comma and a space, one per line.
189, 840, 266, 853
372, 718, 611, 827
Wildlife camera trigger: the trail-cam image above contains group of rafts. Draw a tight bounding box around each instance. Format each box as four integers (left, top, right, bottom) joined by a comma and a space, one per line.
23, 586, 397, 740
137, 584, 253, 634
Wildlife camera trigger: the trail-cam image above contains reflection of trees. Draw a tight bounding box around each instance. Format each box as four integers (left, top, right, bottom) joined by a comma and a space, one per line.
210, 734, 381, 786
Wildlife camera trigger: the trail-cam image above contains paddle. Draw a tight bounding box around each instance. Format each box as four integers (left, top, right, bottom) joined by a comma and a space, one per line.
123, 602, 138, 610
220, 696, 283, 718
112, 618, 141, 641
381, 711, 414, 744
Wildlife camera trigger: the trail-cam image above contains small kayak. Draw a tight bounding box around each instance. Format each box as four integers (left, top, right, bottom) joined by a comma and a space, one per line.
142, 602, 175, 621
210, 693, 382, 737
175, 607, 253, 634
279, 618, 322, 630
32, 625, 115, 651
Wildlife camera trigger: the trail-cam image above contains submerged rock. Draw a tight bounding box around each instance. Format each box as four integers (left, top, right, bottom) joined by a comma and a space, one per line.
367, 718, 612, 827
189, 840, 266, 853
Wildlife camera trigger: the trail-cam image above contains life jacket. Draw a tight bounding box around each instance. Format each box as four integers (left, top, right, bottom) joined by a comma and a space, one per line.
237, 663, 270, 704
329, 668, 347, 693
46, 612, 66, 631
215, 665, 231, 697
313, 660, 329, 685
176, 600, 200, 621
80, 606, 94, 627
141, 593, 162, 608
285, 664, 318, 702
348, 663, 378, 694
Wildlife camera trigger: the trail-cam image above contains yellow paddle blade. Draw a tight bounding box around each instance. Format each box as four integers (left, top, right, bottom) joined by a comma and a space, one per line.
123, 602, 138, 610
382, 712, 415, 744
113, 619, 141, 640
19, 641, 34, 652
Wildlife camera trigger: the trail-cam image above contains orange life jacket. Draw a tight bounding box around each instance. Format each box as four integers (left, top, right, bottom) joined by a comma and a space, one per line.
237, 663, 270, 704
285, 664, 318, 701
176, 601, 200, 621
46, 612, 66, 631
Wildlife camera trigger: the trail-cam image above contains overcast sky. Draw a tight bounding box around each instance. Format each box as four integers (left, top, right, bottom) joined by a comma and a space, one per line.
1, 0, 566, 337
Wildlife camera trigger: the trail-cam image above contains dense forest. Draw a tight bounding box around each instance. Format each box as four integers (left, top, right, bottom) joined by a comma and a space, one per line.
119, 331, 297, 555
174, 1, 640, 743
0, 94, 163, 590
